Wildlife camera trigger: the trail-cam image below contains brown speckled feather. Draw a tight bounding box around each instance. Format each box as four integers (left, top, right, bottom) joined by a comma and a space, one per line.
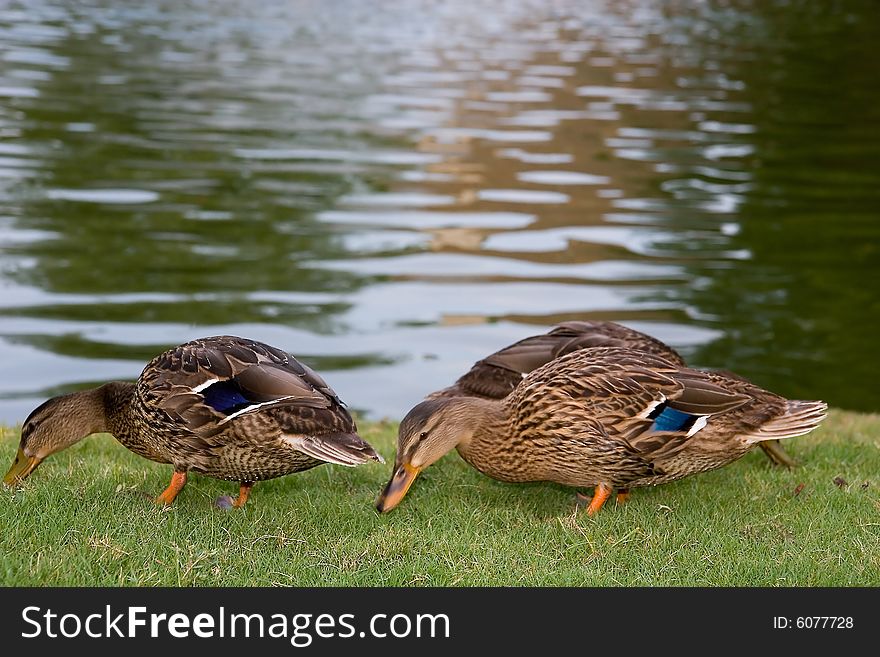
431, 321, 686, 400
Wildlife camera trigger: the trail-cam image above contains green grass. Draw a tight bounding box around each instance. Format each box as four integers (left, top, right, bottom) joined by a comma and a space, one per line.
1, 410, 879, 586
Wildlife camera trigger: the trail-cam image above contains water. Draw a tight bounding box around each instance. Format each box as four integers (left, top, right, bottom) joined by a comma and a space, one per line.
0, 0, 878, 423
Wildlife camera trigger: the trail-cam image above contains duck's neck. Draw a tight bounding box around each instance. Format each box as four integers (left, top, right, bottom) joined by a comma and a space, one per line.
97, 381, 137, 436
60, 382, 135, 433
448, 397, 515, 480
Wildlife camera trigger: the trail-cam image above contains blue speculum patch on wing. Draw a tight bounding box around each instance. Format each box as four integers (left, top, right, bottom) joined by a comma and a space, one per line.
649, 403, 698, 433
200, 380, 253, 414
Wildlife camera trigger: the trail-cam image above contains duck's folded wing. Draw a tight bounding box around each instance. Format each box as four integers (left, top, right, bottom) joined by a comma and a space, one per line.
544, 351, 751, 462
457, 329, 636, 398
457, 322, 685, 399
551, 321, 686, 366
481, 323, 663, 374
665, 373, 751, 415
615, 370, 752, 461
147, 336, 347, 437
280, 431, 384, 466
153, 336, 341, 401
453, 361, 526, 399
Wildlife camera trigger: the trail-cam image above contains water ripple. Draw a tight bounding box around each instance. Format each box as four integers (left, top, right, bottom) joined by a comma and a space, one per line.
44, 189, 160, 204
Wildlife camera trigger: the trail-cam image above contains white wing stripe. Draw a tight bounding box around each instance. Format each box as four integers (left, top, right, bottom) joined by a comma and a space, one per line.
191, 378, 220, 393
686, 415, 709, 437
638, 395, 666, 419
218, 396, 296, 424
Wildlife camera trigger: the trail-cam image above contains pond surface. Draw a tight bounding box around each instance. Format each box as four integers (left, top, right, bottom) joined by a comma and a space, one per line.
1, 0, 878, 423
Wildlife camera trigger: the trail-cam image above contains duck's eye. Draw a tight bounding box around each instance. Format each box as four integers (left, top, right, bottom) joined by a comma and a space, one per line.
419, 431, 428, 440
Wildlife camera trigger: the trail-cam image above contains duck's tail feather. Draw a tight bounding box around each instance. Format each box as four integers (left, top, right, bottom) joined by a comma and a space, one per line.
282, 432, 385, 467
745, 400, 828, 443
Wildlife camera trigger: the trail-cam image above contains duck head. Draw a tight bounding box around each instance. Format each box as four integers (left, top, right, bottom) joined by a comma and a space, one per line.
376, 398, 477, 513
3, 388, 110, 487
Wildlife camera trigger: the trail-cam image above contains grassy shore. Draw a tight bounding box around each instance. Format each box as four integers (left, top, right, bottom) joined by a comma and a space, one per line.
1, 409, 878, 586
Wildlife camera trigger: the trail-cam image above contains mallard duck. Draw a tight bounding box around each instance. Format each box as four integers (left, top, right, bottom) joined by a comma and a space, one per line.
376, 347, 826, 515
427, 320, 794, 467
3, 335, 383, 508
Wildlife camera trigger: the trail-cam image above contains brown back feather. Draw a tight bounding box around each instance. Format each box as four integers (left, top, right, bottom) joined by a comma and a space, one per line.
439, 321, 685, 400
140, 336, 353, 439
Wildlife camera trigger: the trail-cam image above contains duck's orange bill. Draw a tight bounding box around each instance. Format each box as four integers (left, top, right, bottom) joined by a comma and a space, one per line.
376, 463, 421, 513
3, 447, 42, 487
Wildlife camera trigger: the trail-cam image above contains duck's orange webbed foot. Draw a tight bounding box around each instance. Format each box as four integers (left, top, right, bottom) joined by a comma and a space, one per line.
575, 482, 613, 516
616, 488, 630, 505
155, 470, 187, 506
215, 482, 254, 510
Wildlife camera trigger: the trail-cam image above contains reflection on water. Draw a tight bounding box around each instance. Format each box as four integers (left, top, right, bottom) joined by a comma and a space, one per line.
0, 0, 878, 422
